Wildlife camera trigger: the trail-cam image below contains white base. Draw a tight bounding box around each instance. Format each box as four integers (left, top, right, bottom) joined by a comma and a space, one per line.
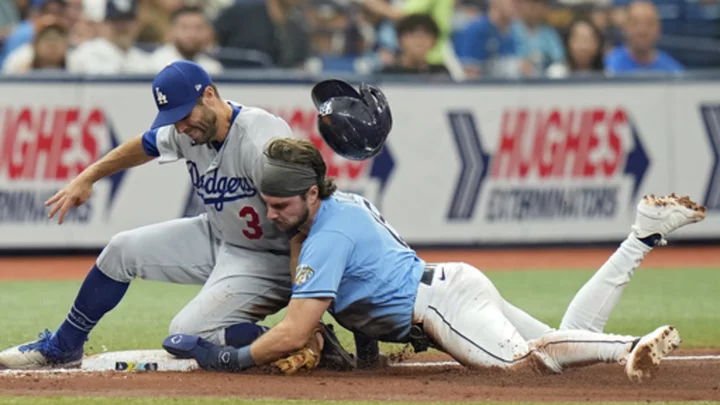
80, 349, 199, 372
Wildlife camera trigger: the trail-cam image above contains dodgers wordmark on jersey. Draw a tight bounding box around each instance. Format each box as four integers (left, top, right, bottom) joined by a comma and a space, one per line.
292, 191, 426, 342
141, 102, 292, 253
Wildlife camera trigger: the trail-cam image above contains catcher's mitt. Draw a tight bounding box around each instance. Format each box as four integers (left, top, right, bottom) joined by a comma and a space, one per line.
273, 326, 324, 375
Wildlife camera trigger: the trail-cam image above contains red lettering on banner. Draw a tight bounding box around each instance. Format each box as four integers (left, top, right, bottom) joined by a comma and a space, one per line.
605, 109, 624, 176
0, 107, 101, 181
491, 107, 625, 179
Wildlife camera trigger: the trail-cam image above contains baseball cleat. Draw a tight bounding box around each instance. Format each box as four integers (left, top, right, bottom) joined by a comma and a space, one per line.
632, 193, 706, 245
0, 329, 83, 370
317, 323, 356, 371
625, 325, 681, 383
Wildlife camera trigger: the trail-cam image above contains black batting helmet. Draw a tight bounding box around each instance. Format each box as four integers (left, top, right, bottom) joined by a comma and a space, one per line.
311, 79, 392, 161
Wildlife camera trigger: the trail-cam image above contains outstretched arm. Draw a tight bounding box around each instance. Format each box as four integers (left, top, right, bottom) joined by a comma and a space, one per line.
81, 135, 155, 183
46, 135, 156, 223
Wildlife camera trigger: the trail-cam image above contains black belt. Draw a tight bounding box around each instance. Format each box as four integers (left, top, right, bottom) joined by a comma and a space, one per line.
411, 264, 439, 353
420, 264, 435, 286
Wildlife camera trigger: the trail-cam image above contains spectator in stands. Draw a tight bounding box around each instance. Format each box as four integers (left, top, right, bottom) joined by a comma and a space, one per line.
605, 4, 626, 48
456, 0, 524, 78
214, 0, 310, 69
604, 0, 683, 74
67, 15, 97, 48
64, 0, 81, 25
194, 0, 234, 22
28, 20, 68, 71
2, 14, 61, 72
363, 7, 400, 68
306, 0, 370, 57
136, 0, 184, 45
547, 16, 605, 77
0, 0, 22, 42
511, 0, 565, 76
354, 0, 456, 69
2, 16, 67, 73
379, 13, 450, 75
150, 6, 222, 74
67, 0, 153, 74
0, 0, 67, 67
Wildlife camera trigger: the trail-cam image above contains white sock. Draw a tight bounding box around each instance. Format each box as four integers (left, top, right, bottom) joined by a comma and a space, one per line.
527, 329, 638, 373
559, 234, 651, 332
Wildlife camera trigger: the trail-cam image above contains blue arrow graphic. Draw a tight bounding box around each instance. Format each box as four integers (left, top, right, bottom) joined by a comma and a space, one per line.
105, 118, 127, 215
446, 111, 490, 220
623, 119, 650, 205
368, 145, 395, 211
700, 104, 720, 210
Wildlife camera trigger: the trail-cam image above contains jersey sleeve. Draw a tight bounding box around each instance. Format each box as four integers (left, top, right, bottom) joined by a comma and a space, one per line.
241, 111, 294, 186
292, 231, 353, 299
142, 125, 184, 163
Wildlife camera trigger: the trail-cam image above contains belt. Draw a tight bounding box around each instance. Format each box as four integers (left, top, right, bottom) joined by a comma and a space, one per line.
410, 265, 437, 353
420, 265, 435, 286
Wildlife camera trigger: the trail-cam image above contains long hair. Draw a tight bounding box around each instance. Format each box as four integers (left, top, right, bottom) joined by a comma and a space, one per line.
564, 16, 605, 72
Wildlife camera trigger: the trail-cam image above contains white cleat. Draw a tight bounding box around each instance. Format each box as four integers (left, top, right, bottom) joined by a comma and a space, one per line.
625, 325, 681, 383
632, 193, 707, 245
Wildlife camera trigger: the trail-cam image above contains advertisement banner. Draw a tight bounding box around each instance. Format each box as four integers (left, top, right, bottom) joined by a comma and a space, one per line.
0, 78, 718, 248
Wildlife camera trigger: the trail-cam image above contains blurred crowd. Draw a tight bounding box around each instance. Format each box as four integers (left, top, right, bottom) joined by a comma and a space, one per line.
0, 0, 718, 80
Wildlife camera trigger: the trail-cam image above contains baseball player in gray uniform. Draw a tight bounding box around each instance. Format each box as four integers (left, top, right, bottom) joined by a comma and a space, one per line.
0, 61, 314, 369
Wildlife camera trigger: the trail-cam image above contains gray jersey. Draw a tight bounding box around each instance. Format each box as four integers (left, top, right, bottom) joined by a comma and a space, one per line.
153, 103, 291, 252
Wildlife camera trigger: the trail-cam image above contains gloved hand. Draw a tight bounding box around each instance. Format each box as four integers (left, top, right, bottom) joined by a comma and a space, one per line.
273, 326, 324, 375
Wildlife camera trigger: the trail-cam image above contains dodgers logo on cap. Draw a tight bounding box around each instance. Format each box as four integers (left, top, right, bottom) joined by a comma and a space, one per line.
150, 61, 212, 130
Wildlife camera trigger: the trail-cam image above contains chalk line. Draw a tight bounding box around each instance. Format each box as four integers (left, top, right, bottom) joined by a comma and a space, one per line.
392, 354, 720, 368
0, 354, 718, 376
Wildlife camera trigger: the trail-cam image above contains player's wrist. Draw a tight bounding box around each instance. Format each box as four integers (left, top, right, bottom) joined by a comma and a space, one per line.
78, 165, 102, 184
235, 345, 256, 370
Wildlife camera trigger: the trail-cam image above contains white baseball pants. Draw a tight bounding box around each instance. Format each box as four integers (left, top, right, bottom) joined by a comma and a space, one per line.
411, 234, 653, 371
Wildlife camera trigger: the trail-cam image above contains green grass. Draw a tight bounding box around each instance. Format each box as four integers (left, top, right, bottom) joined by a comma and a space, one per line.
1, 269, 719, 404
0, 268, 718, 353
1, 400, 719, 405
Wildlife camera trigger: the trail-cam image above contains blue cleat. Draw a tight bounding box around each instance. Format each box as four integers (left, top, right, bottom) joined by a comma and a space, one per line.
0, 329, 84, 370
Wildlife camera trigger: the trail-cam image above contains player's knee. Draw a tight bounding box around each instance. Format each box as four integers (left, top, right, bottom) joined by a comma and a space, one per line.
168, 314, 225, 345
96, 230, 143, 282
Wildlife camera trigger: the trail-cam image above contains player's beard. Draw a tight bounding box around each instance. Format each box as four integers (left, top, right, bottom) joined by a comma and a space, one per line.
190, 106, 218, 145
280, 203, 311, 234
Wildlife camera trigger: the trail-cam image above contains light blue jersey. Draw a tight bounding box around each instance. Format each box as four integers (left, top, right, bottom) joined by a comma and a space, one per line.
292, 192, 426, 342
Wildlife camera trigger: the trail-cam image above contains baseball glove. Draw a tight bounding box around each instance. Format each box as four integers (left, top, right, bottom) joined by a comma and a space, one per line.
273, 326, 324, 375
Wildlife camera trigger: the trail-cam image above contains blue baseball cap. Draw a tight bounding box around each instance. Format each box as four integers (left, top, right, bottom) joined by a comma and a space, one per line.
150, 61, 212, 130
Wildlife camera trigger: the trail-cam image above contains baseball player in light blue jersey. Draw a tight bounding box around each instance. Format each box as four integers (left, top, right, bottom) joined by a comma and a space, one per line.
164, 136, 706, 382
0, 61, 357, 371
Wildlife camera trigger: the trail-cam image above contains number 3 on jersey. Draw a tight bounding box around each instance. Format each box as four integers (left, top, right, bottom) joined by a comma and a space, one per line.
239, 206, 263, 240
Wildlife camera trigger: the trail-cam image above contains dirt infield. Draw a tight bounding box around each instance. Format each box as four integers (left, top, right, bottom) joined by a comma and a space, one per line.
1, 247, 719, 401
1, 353, 720, 402
2, 246, 720, 280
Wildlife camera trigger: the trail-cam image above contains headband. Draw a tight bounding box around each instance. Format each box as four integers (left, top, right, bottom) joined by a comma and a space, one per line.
260, 157, 318, 197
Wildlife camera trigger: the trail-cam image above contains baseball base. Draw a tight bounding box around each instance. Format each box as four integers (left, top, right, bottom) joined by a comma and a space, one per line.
81, 350, 199, 372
